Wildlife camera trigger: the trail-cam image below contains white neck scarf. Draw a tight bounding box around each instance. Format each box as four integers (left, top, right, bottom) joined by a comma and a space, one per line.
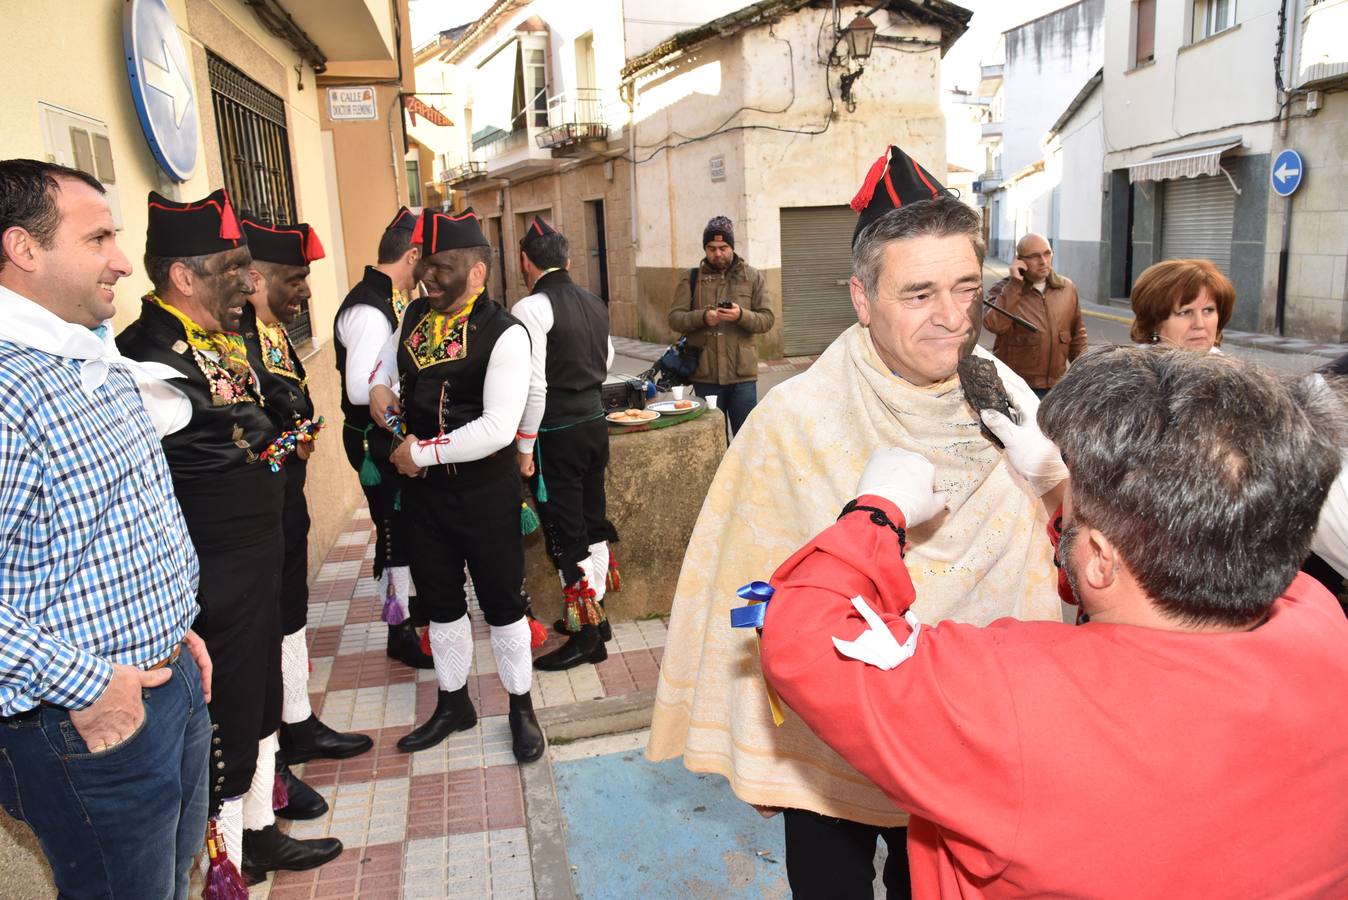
0, 285, 190, 436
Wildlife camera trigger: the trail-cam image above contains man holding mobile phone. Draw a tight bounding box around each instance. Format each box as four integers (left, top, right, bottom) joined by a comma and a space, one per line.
984, 233, 1087, 397
667, 216, 775, 436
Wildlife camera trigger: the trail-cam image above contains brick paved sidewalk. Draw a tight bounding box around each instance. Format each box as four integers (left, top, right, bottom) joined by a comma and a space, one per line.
247, 506, 666, 900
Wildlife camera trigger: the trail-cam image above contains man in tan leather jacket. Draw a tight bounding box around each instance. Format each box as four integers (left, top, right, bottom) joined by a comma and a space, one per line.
668, 216, 775, 435
984, 233, 1087, 396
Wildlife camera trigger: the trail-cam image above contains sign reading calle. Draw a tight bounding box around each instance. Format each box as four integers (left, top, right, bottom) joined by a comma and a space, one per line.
328, 87, 379, 121
122, 0, 199, 182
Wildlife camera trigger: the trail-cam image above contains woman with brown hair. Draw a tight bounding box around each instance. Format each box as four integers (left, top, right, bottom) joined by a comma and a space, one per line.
1129, 258, 1235, 353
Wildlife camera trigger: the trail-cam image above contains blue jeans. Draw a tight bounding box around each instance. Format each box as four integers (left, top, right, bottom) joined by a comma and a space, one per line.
693, 381, 758, 438
0, 649, 211, 900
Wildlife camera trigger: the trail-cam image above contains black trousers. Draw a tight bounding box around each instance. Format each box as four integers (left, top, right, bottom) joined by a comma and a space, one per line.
401, 453, 527, 627
783, 809, 911, 900
528, 418, 617, 584
341, 422, 426, 625
178, 466, 284, 808
279, 458, 310, 636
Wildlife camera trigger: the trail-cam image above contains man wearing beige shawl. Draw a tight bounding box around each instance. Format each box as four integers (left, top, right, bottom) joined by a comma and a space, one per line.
647, 146, 1067, 898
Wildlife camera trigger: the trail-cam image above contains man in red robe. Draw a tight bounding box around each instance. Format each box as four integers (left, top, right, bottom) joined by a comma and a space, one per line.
760, 346, 1348, 898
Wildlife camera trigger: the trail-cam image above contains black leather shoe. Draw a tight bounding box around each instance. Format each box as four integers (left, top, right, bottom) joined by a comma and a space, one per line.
507, 692, 545, 763
280, 714, 374, 765
240, 824, 342, 881
534, 626, 608, 671
387, 622, 434, 669
273, 758, 328, 821
396, 686, 477, 753
551, 615, 612, 642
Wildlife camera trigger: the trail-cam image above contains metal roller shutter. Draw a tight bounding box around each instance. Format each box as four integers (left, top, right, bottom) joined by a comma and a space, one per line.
779, 206, 858, 356
1160, 174, 1235, 275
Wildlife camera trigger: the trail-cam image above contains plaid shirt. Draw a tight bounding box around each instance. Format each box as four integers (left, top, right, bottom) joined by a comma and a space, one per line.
0, 340, 199, 715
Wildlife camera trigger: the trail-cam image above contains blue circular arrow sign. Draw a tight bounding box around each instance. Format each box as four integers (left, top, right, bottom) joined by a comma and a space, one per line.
123, 0, 199, 182
1271, 149, 1304, 198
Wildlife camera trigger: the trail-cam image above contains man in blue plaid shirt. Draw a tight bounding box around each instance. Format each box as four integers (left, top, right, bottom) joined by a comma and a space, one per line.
0, 159, 213, 900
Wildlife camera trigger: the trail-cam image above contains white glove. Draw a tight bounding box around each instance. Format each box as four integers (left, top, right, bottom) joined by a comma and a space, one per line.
978, 378, 1069, 496
856, 447, 948, 528
832, 597, 922, 670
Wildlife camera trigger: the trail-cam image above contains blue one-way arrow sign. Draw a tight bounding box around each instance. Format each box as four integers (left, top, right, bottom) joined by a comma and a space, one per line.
1271, 149, 1304, 198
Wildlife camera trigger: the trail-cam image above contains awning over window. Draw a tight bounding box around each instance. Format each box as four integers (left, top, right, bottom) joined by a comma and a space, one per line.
471, 40, 522, 148
1126, 141, 1240, 183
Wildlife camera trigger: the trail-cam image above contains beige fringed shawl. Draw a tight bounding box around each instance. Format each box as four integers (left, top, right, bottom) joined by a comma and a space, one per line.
646, 324, 1062, 827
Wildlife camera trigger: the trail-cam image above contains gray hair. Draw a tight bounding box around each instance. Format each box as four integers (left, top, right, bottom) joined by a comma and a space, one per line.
1040, 346, 1344, 627
143, 253, 212, 292
852, 197, 985, 298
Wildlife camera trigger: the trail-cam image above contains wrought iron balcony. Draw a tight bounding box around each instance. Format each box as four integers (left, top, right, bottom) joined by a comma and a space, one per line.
535, 89, 611, 150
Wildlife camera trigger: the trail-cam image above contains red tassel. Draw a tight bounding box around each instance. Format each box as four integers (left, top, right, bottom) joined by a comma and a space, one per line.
410, 211, 425, 245
527, 616, 549, 649
272, 771, 289, 812
419, 626, 431, 657
850, 148, 893, 213
606, 548, 621, 593
218, 193, 242, 241
203, 819, 248, 900
303, 225, 326, 263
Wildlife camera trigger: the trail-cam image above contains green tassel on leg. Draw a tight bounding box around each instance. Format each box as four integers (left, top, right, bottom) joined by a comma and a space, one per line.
358, 435, 382, 487
520, 501, 540, 535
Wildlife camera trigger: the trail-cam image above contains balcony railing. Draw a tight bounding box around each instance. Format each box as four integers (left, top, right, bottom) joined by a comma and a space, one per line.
441, 161, 485, 186
536, 89, 612, 149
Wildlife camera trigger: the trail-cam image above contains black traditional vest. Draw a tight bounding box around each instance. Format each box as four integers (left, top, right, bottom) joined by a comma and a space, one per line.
241, 304, 314, 428
532, 269, 609, 428
117, 299, 284, 546
396, 293, 518, 441
334, 266, 399, 430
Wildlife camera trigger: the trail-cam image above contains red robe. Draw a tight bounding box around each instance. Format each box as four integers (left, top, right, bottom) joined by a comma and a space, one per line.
760, 495, 1348, 898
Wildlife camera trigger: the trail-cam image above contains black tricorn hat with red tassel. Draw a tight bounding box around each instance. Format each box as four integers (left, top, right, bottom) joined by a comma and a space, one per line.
239, 217, 326, 267
519, 214, 559, 251
146, 188, 244, 258
412, 207, 490, 254
850, 145, 949, 246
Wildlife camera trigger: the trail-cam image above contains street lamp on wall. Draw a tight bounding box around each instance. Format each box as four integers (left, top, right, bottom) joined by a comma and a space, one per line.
846, 15, 876, 60
838, 14, 877, 112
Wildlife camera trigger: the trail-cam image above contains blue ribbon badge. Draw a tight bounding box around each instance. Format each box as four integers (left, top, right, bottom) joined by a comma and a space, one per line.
730, 581, 775, 629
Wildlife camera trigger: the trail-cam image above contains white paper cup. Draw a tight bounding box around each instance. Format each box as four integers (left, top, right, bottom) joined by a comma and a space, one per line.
672, 385, 685, 400
704, 394, 719, 410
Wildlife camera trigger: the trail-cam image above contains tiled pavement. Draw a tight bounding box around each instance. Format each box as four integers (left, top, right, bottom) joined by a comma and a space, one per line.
248, 506, 667, 900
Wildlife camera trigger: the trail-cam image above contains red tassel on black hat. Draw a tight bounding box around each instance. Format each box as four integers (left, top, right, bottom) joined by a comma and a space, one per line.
303, 225, 326, 263
411, 211, 425, 246
218, 193, 242, 241
851, 149, 893, 213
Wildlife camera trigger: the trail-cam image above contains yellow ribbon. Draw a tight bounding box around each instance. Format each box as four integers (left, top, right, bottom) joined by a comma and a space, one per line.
149, 292, 250, 378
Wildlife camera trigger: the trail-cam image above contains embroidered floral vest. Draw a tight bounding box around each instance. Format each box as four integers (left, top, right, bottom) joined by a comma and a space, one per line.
241, 305, 314, 428
396, 294, 518, 439
117, 299, 282, 481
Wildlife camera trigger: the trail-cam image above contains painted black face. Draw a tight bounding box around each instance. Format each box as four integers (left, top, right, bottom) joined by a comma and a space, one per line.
419, 251, 471, 312
266, 263, 311, 325
202, 246, 255, 332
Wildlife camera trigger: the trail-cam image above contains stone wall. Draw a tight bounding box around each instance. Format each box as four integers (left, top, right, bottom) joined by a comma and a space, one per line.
1262, 91, 1348, 341
465, 156, 638, 336
524, 411, 727, 623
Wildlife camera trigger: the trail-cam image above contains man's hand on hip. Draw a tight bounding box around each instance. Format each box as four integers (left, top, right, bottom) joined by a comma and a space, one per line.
69, 663, 172, 753
856, 447, 948, 528
183, 629, 212, 702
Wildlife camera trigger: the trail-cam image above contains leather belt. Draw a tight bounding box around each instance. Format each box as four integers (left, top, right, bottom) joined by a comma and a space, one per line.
148, 643, 183, 671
